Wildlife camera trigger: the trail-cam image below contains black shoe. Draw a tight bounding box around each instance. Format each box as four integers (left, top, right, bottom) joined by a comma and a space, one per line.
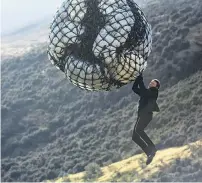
146, 154, 155, 165
146, 149, 157, 165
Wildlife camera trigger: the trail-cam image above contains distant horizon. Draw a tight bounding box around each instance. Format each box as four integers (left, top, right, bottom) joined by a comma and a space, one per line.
1, 0, 147, 35
1, 0, 64, 34
1, 16, 51, 37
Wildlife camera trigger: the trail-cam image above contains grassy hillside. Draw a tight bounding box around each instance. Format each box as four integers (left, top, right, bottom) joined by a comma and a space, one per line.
144, 0, 202, 88
1, 0, 202, 181
48, 140, 202, 182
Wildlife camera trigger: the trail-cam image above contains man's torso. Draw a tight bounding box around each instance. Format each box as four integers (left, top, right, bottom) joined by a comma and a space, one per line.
138, 88, 159, 113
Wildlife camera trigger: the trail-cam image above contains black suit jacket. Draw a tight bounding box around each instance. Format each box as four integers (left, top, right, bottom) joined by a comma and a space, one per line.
132, 77, 160, 113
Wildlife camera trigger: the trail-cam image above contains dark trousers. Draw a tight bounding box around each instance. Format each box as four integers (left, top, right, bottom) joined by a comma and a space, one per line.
132, 111, 156, 156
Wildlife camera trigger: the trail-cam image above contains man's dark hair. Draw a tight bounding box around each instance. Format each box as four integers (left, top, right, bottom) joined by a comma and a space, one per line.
153, 79, 160, 89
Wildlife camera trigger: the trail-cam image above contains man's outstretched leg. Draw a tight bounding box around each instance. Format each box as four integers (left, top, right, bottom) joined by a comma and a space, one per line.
132, 112, 157, 165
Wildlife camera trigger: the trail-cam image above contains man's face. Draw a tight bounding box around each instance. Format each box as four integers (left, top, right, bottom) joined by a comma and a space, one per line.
148, 80, 157, 88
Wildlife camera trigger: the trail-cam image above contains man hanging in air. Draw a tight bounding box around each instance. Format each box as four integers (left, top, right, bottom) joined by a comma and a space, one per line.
132, 74, 160, 165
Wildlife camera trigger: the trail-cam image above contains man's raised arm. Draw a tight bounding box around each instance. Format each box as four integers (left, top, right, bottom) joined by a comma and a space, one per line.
132, 75, 142, 95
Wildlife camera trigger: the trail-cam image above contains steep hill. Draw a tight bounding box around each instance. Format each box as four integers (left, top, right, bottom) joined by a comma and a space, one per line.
1, 0, 202, 181
48, 140, 202, 182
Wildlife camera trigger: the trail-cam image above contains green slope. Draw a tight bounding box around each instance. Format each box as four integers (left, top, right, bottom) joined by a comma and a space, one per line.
48, 140, 202, 182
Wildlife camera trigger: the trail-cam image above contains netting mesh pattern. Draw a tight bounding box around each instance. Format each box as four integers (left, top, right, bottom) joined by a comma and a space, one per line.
47, 0, 152, 91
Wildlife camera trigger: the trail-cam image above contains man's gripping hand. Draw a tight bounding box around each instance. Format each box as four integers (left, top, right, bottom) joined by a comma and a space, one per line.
136, 73, 143, 81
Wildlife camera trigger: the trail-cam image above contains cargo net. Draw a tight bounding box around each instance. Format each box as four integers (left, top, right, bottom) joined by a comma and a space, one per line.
47, 0, 152, 91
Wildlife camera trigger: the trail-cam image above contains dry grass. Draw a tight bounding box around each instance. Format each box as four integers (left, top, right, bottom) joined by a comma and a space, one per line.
48, 139, 202, 182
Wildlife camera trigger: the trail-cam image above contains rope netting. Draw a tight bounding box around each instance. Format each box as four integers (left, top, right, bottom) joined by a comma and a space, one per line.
47, 0, 152, 91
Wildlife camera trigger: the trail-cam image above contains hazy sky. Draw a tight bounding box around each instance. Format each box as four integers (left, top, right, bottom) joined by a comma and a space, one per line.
1, 0, 64, 34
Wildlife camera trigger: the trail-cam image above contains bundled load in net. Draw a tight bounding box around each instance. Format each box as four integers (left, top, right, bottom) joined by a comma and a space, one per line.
47, 0, 152, 91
